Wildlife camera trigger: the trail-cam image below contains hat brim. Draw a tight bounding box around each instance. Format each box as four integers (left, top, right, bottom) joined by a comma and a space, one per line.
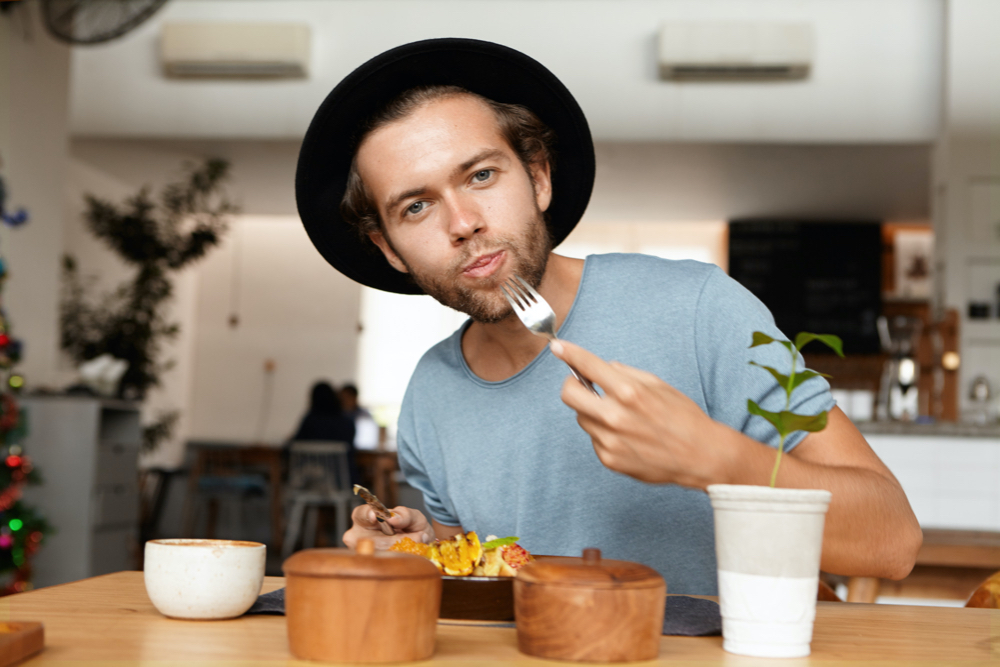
295, 38, 595, 294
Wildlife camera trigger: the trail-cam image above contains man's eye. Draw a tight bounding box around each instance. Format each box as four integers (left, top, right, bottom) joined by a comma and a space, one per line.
473, 169, 493, 182
406, 201, 426, 216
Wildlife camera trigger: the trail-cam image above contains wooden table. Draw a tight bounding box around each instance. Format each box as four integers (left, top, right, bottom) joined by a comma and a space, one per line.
182, 440, 285, 553
2, 571, 998, 664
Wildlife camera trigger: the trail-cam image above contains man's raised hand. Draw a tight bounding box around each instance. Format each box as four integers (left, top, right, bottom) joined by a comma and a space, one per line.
549, 339, 731, 489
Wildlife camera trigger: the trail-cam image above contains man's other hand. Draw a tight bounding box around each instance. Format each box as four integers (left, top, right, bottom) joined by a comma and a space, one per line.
550, 339, 726, 489
343, 505, 437, 550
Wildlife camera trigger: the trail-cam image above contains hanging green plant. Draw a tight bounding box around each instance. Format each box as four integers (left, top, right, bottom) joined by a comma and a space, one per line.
60, 158, 236, 449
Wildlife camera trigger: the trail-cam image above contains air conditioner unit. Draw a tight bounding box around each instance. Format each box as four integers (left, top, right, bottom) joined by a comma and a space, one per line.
658, 22, 813, 81
161, 23, 310, 78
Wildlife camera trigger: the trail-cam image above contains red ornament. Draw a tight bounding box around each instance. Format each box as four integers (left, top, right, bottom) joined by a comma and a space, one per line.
0, 334, 8, 346
5, 455, 21, 468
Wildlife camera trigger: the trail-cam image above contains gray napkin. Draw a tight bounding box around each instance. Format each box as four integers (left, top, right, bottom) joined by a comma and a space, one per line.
246, 587, 286, 615
662, 595, 722, 636
246, 588, 721, 636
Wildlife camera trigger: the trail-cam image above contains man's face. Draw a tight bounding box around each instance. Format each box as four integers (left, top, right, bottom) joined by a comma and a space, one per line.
356, 95, 553, 323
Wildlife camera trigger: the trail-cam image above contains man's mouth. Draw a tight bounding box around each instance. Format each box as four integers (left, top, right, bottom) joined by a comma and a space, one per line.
462, 251, 505, 278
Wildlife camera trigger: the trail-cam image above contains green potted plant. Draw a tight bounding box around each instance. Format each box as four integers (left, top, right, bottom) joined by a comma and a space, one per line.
707, 331, 842, 658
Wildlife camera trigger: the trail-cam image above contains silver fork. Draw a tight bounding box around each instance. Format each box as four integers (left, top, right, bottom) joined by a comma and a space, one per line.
501, 275, 600, 396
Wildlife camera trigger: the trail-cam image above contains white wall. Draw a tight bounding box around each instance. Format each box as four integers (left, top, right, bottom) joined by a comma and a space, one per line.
589, 142, 930, 222
0, 3, 72, 389
70, 0, 943, 143
188, 216, 361, 446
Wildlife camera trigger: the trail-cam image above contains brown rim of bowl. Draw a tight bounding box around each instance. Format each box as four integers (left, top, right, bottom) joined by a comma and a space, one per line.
148, 539, 265, 548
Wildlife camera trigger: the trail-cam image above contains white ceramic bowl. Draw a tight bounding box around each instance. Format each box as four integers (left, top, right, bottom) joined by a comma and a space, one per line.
144, 539, 266, 620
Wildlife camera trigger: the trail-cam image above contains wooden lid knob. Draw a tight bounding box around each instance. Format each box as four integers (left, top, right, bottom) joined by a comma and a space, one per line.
582, 548, 601, 565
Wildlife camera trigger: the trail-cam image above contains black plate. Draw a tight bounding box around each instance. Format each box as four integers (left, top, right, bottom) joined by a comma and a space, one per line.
439, 575, 514, 621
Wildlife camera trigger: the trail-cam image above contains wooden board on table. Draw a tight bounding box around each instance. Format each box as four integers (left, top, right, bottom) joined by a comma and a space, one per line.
0, 622, 44, 667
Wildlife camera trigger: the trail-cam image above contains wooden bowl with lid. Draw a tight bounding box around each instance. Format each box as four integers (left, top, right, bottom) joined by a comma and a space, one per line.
283, 539, 441, 663
514, 548, 666, 662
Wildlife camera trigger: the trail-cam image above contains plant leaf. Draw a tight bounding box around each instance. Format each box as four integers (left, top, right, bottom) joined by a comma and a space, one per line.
748, 400, 829, 437
749, 331, 794, 353
780, 410, 829, 433
481, 536, 519, 550
750, 331, 776, 347
747, 400, 788, 438
788, 369, 832, 392
794, 332, 844, 357
749, 361, 790, 389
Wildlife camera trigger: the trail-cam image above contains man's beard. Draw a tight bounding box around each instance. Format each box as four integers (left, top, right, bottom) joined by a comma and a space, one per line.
389, 210, 552, 324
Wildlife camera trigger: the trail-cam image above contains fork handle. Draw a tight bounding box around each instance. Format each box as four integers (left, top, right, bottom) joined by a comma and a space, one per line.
568, 364, 600, 397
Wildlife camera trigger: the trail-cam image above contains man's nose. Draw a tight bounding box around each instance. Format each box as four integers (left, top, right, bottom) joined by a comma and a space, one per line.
444, 194, 484, 243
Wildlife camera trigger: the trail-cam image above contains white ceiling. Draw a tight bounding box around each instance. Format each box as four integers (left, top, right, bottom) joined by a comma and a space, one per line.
69, 0, 944, 143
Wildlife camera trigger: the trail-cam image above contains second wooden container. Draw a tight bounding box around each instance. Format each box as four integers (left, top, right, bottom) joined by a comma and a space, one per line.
514, 548, 666, 662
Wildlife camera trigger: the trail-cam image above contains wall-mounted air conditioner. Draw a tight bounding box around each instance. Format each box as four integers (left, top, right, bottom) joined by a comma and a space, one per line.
161, 23, 311, 78
658, 22, 813, 81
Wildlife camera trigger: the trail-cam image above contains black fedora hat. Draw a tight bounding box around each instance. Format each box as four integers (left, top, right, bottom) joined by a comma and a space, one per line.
295, 38, 596, 294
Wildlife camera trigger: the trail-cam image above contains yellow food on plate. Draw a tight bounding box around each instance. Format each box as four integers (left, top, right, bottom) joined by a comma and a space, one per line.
389, 532, 532, 577
388, 536, 430, 558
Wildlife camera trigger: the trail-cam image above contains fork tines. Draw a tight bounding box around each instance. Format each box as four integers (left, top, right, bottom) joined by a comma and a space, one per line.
500, 275, 537, 311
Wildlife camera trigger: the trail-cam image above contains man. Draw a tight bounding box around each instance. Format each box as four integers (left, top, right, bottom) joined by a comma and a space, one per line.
296, 39, 921, 593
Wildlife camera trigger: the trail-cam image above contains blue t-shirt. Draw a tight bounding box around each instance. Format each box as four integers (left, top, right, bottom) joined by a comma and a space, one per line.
398, 254, 834, 594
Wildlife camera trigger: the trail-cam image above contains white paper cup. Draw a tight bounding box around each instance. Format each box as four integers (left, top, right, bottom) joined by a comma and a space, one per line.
707, 484, 831, 658
144, 538, 266, 620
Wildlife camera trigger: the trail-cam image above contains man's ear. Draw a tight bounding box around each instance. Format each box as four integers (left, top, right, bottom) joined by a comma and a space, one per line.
529, 159, 553, 213
368, 230, 409, 274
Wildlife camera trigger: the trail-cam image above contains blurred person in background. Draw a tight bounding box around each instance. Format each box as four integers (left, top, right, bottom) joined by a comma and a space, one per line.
340, 383, 381, 451
289, 381, 359, 483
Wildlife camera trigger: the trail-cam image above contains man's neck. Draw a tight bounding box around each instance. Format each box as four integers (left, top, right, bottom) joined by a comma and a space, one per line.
461, 253, 585, 382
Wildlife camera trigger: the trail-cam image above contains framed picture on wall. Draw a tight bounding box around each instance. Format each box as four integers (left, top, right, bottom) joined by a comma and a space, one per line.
894, 229, 933, 300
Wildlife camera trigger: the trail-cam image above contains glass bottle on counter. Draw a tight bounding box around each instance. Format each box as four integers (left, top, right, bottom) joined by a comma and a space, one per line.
876, 315, 922, 421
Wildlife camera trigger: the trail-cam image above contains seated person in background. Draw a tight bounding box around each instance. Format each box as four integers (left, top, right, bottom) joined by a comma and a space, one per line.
340, 383, 381, 451
290, 381, 359, 484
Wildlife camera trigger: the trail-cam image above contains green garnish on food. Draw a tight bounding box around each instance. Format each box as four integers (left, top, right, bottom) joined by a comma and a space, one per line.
481, 536, 519, 550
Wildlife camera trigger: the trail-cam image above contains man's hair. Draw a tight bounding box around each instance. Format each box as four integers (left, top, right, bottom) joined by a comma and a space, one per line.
340, 85, 556, 241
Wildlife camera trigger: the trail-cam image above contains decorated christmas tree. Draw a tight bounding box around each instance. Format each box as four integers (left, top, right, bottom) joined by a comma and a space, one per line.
0, 166, 51, 596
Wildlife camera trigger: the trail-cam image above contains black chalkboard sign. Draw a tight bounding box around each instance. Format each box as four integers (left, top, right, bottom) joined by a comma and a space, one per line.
728, 220, 882, 354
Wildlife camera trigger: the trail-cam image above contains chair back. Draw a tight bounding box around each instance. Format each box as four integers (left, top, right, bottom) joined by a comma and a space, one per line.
288, 441, 352, 496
